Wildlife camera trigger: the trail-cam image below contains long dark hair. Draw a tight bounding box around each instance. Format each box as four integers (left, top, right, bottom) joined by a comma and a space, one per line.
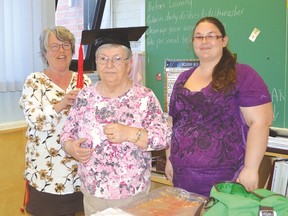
194, 17, 236, 93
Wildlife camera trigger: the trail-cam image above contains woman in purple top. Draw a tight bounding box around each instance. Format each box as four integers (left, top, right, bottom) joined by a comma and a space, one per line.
165, 17, 273, 197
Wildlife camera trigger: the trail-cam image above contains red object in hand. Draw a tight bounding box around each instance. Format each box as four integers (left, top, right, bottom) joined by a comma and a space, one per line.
19, 180, 30, 214
76, 43, 84, 89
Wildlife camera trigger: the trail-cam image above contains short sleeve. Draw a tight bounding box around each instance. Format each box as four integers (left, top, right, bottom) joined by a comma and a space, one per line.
236, 64, 271, 107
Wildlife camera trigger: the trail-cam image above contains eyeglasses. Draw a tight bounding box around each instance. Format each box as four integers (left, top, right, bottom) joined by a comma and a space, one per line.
193, 35, 223, 43
96, 55, 129, 66
49, 42, 72, 51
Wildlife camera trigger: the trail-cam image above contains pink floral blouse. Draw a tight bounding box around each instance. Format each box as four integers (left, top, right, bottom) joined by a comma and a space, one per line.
19, 72, 92, 194
61, 82, 170, 199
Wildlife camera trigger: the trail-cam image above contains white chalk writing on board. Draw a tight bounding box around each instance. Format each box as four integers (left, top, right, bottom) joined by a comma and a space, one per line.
271, 88, 286, 123
147, 6, 245, 48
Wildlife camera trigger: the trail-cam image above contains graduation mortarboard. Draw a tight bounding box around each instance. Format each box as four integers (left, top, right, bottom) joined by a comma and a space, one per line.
77, 26, 148, 88
81, 26, 148, 50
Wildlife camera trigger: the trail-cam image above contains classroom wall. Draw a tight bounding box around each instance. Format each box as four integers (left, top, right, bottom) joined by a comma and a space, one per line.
0, 92, 24, 123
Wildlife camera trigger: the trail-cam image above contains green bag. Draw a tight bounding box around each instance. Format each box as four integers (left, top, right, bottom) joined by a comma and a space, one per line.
199, 182, 288, 216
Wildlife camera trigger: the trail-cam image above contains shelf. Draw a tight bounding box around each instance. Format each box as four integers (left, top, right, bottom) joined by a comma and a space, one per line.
150, 174, 173, 186
265, 147, 288, 159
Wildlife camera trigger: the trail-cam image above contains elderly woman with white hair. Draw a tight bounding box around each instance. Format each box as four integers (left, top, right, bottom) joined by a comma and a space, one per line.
61, 26, 171, 215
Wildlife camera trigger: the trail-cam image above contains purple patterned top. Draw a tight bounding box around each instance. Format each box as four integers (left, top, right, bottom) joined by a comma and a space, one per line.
61, 82, 170, 199
168, 63, 271, 197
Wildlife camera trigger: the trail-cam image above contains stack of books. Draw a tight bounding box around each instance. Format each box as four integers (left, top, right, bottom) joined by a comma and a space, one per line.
267, 136, 288, 151
267, 129, 288, 196
269, 159, 288, 197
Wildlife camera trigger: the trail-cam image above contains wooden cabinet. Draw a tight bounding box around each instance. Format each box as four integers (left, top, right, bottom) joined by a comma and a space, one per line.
265, 150, 288, 159
0, 123, 27, 216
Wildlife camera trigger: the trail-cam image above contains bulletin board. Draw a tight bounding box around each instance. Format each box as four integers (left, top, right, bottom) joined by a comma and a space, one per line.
164, 59, 199, 112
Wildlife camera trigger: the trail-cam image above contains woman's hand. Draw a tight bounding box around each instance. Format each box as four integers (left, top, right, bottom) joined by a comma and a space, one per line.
236, 166, 259, 192
55, 90, 80, 112
103, 123, 148, 148
63, 138, 94, 163
103, 123, 130, 143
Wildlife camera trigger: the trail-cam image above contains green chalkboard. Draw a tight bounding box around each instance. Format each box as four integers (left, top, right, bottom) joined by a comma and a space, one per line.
145, 0, 288, 128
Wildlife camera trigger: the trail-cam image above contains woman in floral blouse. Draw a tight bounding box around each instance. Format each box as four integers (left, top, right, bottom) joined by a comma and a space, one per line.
61, 27, 171, 215
19, 26, 92, 216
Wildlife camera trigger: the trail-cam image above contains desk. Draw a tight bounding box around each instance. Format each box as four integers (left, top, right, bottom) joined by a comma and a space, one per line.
151, 175, 173, 186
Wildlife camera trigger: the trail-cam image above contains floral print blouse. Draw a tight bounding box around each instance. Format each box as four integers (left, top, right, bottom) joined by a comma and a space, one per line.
61, 82, 171, 199
19, 71, 92, 194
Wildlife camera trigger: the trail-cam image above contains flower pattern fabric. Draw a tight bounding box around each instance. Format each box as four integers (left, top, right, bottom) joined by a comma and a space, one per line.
61, 82, 171, 199
19, 72, 92, 194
